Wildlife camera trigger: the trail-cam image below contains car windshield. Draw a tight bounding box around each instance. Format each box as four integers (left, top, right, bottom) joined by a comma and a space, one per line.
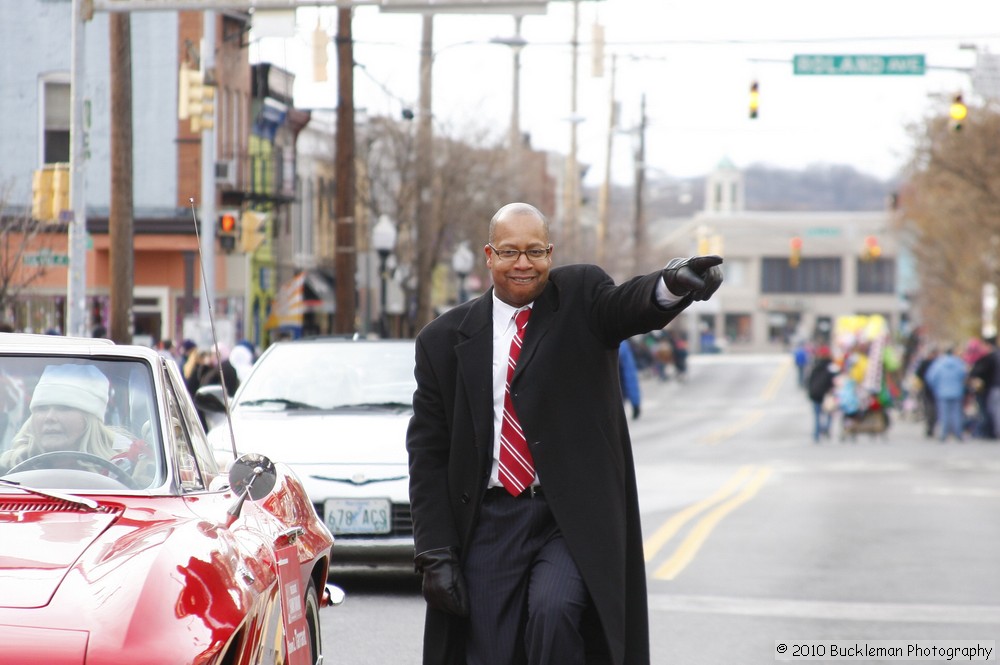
236, 341, 416, 411
0, 355, 163, 491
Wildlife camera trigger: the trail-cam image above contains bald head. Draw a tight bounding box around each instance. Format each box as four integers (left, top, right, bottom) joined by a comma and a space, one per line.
489, 202, 549, 243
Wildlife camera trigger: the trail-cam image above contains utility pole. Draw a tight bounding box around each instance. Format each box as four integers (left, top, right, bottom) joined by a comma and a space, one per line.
67, 0, 90, 338
198, 11, 217, 347
334, 6, 357, 334
414, 13, 434, 331
109, 12, 134, 344
632, 93, 647, 273
596, 52, 616, 266
563, 0, 580, 261
508, 15, 524, 199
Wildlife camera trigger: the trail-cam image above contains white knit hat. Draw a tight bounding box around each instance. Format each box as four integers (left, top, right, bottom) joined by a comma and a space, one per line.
30, 364, 110, 420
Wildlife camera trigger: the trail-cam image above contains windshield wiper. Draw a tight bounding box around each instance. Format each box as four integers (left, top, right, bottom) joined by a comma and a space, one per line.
239, 397, 321, 410
0, 478, 99, 511
334, 402, 412, 411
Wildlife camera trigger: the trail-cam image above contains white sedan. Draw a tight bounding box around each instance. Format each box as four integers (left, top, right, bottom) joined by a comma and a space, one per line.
198, 337, 416, 569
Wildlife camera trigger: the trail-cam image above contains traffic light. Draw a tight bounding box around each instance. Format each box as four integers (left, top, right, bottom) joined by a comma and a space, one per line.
240, 210, 266, 253
749, 80, 759, 119
51, 162, 70, 220
789, 236, 802, 268
31, 167, 54, 222
31, 163, 70, 223
178, 63, 215, 132
197, 83, 216, 132
862, 235, 881, 261
950, 93, 967, 132
218, 212, 238, 252
178, 63, 203, 122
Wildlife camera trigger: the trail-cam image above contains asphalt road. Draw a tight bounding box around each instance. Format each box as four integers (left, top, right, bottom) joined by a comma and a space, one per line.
320, 353, 1000, 664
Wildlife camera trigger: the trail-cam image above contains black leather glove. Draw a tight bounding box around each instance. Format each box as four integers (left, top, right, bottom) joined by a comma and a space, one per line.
414, 547, 469, 617
632, 404, 641, 419
662, 255, 724, 301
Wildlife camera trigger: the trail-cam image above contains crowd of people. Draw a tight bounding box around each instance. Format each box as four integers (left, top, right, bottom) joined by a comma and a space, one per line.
798, 319, 1000, 444
908, 334, 1000, 442
146, 337, 257, 402
622, 330, 690, 383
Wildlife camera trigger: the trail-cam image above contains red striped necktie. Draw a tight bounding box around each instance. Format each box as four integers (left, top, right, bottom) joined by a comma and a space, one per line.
499, 308, 535, 495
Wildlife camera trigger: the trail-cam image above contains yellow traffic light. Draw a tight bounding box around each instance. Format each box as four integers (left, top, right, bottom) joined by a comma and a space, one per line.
31, 167, 54, 222
178, 63, 215, 132
199, 84, 215, 131
862, 235, 881, 261
950, 93, 967, 132
178, 63, 203, 122
240, 210, 266, 253
31, 163, 70, 223
789, 236, 802, 268
51, 162, 70, 220
697, 234, 710, 256
749, 80, 759, 119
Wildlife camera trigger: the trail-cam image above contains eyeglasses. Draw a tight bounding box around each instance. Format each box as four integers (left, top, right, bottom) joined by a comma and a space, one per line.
487, 243, 552, 263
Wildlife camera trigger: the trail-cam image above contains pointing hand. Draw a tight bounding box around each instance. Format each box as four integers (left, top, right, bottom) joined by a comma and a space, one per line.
661, 255, 724, 301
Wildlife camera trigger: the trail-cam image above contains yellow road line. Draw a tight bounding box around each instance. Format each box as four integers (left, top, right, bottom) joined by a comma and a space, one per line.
697, 410, 765, 445
761, 356, 792, 401
696, 358, 789, 445
653, 466, 772, 580
643, 465, 755, 562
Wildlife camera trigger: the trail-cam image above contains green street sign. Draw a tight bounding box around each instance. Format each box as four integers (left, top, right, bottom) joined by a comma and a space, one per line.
794, 54, 925, 76
23, 251, 70, 267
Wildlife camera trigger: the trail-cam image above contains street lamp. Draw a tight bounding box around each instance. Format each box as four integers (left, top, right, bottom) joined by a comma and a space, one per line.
451, 241, 475, 304
372, 214, 398, 337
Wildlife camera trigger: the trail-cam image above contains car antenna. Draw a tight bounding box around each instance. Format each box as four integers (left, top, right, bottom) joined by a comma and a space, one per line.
188, 198, 240, 462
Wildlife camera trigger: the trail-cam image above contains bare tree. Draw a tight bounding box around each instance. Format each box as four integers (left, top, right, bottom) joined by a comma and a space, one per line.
899, 104, 1000, 341
0, 184, 60, 326
360, 116, 512, 335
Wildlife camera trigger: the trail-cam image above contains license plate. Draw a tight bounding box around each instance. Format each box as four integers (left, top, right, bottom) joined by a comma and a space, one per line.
324, 498, 392, 535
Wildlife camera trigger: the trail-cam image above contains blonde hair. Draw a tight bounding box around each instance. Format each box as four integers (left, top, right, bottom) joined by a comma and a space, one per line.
0, 412, 120, 472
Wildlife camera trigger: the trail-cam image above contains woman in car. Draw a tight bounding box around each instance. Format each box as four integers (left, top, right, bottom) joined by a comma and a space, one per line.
0, 364, 151, 484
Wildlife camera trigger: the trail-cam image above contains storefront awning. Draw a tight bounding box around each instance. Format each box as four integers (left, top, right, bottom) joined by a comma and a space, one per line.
266, 272, 305, 330
302, 269, 336, 314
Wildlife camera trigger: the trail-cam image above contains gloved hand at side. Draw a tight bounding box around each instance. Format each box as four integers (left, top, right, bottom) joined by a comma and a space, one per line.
661, 255, 724, 301
414, 546, 470, 617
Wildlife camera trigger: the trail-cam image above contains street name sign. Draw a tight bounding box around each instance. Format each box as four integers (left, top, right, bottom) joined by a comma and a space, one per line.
794, 54, 925, 76
24, 251, 70, 267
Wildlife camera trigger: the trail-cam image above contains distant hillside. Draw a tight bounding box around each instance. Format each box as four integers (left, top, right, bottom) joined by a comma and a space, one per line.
743, 163, 896, 211
604, 162, 898, 220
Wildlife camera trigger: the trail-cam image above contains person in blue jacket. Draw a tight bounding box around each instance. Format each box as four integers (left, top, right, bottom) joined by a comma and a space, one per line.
925, 345, 969, 442
619, 339, 641, 419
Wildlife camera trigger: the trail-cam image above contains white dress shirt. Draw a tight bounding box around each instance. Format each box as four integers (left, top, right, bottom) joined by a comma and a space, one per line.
486, 272, 682, 487
489, 295, 538, 488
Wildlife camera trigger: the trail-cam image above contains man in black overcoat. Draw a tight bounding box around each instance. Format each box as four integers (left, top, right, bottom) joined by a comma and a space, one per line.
406, 202, 723, 665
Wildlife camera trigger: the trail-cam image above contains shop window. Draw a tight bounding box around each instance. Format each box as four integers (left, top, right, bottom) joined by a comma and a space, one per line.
857, 258, 895, 294
724, 313, 752, 345
761, 257, 841, 294
42, 79, 71, 164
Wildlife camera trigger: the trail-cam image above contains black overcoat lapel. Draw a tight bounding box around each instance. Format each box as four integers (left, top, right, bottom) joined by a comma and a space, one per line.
455, 293, 495, 470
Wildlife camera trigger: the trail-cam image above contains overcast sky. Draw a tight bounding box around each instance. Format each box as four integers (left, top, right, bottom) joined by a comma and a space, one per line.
252, 0, 1000, 185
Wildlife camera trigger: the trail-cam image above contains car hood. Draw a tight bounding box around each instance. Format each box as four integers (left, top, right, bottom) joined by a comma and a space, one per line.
214, 409, 412, 466
0, 504, 120, 608
0, 494, 277, 662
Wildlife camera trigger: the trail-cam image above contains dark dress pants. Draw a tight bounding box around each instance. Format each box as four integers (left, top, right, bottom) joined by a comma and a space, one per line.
464, 490, 590, 665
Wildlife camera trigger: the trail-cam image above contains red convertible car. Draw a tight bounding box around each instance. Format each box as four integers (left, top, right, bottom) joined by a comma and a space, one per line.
0, 334, 339, 665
